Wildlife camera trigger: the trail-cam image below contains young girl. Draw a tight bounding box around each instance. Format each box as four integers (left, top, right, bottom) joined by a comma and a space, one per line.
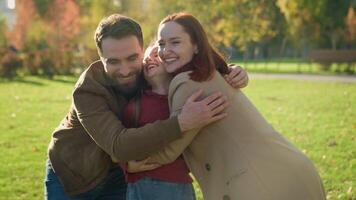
121, 45, 195, 200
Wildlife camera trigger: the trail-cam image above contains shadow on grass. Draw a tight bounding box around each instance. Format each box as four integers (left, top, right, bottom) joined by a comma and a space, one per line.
245, 69, 356, 75
0, 77, 45, 86
0, 75, 78, 86
50, 76, 77, 85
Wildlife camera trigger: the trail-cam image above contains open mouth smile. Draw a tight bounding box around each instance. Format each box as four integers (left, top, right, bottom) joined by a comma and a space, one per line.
164, 57, 178, 64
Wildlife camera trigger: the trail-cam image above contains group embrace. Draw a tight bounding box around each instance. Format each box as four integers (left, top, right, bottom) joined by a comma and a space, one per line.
45, 12, 326, 200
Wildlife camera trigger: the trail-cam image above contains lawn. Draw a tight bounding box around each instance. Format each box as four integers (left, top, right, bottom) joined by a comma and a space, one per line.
0, 75, 355, 200
232, 59, 356, 75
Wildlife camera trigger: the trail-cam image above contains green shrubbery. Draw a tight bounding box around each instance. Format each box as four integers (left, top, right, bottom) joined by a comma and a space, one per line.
0, 49, 22, 79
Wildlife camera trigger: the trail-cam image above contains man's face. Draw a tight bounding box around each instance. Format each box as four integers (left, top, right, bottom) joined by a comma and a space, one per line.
100, 35, 143, 96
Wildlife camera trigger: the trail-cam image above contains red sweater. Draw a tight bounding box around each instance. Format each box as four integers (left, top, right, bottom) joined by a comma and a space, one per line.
122, 89, 192, 183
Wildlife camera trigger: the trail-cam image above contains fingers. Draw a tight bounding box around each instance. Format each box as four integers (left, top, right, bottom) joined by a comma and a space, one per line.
207, 95, 228, 111
230, 71, 245, 87
202, 91, 223, 105
139, 163, 161, 171
227, 66, 242, 80
211, 101, 229, 116
187, 89, 203, 102
127, 159, 161, 173
207, 112, 228, 124
136, 157, 150, 164
235, 75, 249, 88
226, 66, 249, 88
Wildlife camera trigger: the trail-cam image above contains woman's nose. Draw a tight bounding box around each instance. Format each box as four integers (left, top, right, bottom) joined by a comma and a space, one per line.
161, 47, 170, 57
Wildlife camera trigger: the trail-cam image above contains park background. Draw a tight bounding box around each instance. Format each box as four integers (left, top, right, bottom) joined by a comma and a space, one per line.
0, 0, 355, 199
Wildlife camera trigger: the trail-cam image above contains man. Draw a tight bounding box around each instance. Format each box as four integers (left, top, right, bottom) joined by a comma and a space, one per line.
45, 14, 248, 199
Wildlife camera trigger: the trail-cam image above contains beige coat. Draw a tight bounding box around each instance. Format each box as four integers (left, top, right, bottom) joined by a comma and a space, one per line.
150, 71, 326, 200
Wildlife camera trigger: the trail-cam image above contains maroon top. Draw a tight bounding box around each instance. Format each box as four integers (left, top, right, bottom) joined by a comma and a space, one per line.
122, 89, 192, 183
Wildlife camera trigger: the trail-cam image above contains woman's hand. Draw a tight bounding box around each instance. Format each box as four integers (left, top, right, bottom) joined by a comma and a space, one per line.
127, 157, 162, 173
224, 64, 249, 89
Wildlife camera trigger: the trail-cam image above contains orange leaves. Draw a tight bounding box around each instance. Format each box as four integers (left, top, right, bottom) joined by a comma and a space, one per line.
8, 0, 36, 49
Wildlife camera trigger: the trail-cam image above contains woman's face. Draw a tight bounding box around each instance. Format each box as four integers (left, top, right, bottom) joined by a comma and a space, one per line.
157, 21, 197, 73
142, 46, 167, 79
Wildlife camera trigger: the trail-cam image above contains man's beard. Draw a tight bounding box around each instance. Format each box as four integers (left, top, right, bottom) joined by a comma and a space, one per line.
106, 72, 143, 98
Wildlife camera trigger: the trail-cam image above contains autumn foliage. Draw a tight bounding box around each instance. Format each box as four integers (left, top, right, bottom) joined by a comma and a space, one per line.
0, 0, 355, 77
6, 0, 81, 76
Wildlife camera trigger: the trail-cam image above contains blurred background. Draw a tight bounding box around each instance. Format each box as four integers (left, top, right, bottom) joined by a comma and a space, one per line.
0, 1, 355, 200
0, 0, 355, 78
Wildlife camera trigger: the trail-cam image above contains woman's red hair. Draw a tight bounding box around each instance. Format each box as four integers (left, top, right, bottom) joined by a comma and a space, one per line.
160, 13, 229, 82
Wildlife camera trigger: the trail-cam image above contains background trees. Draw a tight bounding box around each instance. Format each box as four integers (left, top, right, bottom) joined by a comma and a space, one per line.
0, 0, 355, 77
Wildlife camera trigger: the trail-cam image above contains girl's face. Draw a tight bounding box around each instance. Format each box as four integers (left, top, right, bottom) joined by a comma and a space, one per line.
143, 46, 168, 79
157, 21, 198, 73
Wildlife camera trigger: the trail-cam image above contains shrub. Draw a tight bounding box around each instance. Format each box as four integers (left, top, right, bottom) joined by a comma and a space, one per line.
0, 51, 22, 79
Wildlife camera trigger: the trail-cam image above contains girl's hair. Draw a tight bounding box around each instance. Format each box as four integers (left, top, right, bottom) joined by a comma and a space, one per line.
160, 12, 229, 82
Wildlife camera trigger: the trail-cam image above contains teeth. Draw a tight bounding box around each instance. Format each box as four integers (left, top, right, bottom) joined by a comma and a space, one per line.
147, 64, 157, 70
120, 76, 134, 80
165, 58, 177, 62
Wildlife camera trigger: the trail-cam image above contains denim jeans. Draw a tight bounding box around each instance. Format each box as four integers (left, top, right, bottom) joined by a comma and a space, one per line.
126, 177, 196, 200
44, 159, 127, 200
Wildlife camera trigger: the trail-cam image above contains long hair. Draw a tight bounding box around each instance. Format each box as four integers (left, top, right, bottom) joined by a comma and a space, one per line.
159, 12, 229, 82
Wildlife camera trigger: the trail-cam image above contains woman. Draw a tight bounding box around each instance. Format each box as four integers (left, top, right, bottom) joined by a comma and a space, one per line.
121, 44, 248, 200
147, 12, 326, 200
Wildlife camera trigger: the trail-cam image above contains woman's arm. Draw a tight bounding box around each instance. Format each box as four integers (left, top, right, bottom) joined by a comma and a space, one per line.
147, 79, 201, 164
147, 73, 228, 165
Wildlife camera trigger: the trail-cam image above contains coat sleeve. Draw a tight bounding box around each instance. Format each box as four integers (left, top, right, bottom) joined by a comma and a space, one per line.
73, 88, 182, 162
148, 74, 204, 164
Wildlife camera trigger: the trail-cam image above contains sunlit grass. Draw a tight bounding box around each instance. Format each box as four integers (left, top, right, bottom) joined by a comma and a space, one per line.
0, 75, 355, 200
232, 59, 356, 75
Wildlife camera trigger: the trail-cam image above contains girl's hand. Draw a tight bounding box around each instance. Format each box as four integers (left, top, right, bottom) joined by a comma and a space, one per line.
127, 157, 161, 173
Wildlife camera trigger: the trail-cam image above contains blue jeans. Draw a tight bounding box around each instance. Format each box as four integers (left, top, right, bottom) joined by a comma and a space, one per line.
44, 159, 127, 200
126, 177, 196, 200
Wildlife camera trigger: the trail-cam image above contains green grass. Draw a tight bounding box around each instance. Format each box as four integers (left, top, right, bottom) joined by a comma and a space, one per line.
232, 59, 356, 75
0, 75, 355, 200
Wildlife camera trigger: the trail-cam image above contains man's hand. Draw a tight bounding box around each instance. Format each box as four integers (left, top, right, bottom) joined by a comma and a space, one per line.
127, 158, 161, 173
178, 89, 229, 132
224, 64, 249, 88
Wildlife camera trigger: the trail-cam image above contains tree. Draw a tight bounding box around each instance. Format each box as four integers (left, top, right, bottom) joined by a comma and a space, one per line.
0, 14, 8, 49
33, 0, 53, 17
346, 5, 356, 47
142, 0, 285, 59
277, 0, 353, 52
43, 0, 81, 73
9, 0, 37, 49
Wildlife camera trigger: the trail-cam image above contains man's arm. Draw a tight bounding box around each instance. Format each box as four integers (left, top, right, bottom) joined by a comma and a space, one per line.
73, 86, 227, 162
125, 67, 246, 167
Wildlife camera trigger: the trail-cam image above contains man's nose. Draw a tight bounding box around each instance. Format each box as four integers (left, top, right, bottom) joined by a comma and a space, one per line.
118, 64, 131, 76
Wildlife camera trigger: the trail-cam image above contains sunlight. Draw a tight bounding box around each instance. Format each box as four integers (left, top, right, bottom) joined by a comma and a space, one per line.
7, 0, 16, 10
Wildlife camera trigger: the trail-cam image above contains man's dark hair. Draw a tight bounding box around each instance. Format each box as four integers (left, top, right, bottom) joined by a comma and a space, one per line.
94, 14, 143, 55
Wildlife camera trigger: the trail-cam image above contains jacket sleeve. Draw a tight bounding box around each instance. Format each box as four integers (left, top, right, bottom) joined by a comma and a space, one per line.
148, 75, 203, 164
73, 88, 182, 162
